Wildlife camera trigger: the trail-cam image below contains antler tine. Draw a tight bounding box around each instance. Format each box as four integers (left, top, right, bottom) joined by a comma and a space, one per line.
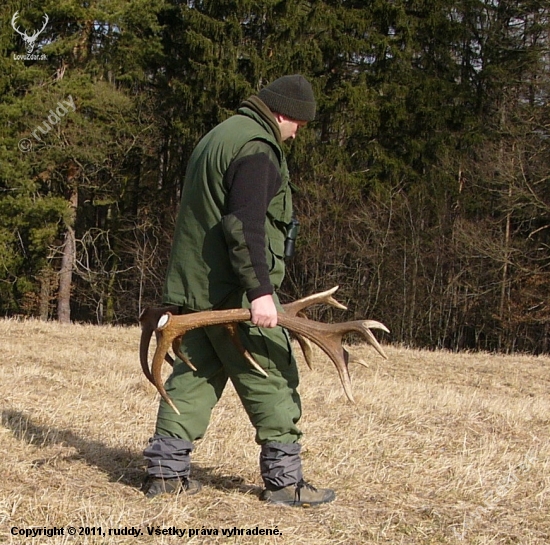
294, 312, 314, 370
139, 306, 178, 385
171, 337, 198, 372
11, 12, 25, 37
224, 323, 268, 377
277, 315, 389, 403
282, 285, 347, 316
39, 13, 49, 33
360, 320, 390, 359
150, 312, 182, 414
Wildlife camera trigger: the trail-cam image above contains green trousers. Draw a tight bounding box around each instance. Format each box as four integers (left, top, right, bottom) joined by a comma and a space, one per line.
154, 307, 303, 445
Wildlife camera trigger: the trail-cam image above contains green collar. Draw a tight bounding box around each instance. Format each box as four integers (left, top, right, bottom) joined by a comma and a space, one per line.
238, 95, 283, 147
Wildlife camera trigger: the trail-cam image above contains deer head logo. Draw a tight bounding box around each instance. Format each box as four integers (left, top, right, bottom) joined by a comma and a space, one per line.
11, 11, 49, 54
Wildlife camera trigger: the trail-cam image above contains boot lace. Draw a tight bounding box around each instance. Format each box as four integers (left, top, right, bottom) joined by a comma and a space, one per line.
294, 479, 317, 502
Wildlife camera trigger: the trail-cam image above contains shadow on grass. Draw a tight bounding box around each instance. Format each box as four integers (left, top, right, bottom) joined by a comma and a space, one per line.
1, 409, 260, 496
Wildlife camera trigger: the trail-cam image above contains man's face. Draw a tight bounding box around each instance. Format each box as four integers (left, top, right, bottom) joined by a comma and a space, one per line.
276, 114, 307, 141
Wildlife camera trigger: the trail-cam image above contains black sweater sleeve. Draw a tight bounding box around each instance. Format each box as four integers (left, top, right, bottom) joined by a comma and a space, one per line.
222, 141, 282, 301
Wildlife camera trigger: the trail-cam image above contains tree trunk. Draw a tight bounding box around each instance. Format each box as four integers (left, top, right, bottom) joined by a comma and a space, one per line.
57, 177, 78, 323
38, 266, 54, 321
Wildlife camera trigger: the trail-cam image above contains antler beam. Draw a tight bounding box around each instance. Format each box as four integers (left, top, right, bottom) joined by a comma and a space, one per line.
139, 287, 389, 414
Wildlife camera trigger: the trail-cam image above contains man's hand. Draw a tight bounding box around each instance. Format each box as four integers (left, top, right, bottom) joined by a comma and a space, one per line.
250, 294, 278, 328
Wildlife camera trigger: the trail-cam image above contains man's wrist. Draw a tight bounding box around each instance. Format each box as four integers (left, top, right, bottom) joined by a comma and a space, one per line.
248, 285, 274, 303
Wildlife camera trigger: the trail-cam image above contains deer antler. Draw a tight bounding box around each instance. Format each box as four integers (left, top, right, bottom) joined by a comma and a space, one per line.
12, 12, 49, 39
140, 287, 389, 414
139, 287, 347, 379
11, 12, 26, 38
139, 286, 350, 380
38, 13, 49, 36
11, 12, 49, 53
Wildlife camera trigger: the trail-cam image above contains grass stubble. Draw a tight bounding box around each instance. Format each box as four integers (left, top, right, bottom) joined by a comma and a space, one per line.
0, 318, 548, 544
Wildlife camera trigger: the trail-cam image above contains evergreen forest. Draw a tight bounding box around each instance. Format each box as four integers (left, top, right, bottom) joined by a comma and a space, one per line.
1, 0, 549, 354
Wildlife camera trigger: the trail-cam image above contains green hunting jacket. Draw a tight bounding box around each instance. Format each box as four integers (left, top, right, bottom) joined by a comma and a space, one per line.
163, 97, 292, 311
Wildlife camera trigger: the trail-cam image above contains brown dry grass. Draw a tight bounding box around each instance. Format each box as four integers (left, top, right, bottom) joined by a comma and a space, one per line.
1, 318, 549, 544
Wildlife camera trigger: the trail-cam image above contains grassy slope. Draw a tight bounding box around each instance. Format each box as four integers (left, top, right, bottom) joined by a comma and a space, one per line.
0, 318, 549, 544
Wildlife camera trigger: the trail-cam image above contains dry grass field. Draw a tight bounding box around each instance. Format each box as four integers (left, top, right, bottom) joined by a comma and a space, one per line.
1, 317, 549, 544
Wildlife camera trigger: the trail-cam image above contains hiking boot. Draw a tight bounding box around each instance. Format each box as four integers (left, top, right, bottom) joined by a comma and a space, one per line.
142, 475, 202, 498
260, 479, 335, 507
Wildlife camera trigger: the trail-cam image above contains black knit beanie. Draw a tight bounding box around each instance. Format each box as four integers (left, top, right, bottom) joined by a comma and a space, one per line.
258, 75, 316, 122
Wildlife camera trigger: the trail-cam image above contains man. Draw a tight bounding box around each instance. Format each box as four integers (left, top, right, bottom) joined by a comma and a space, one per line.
143, 75, 335, 507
